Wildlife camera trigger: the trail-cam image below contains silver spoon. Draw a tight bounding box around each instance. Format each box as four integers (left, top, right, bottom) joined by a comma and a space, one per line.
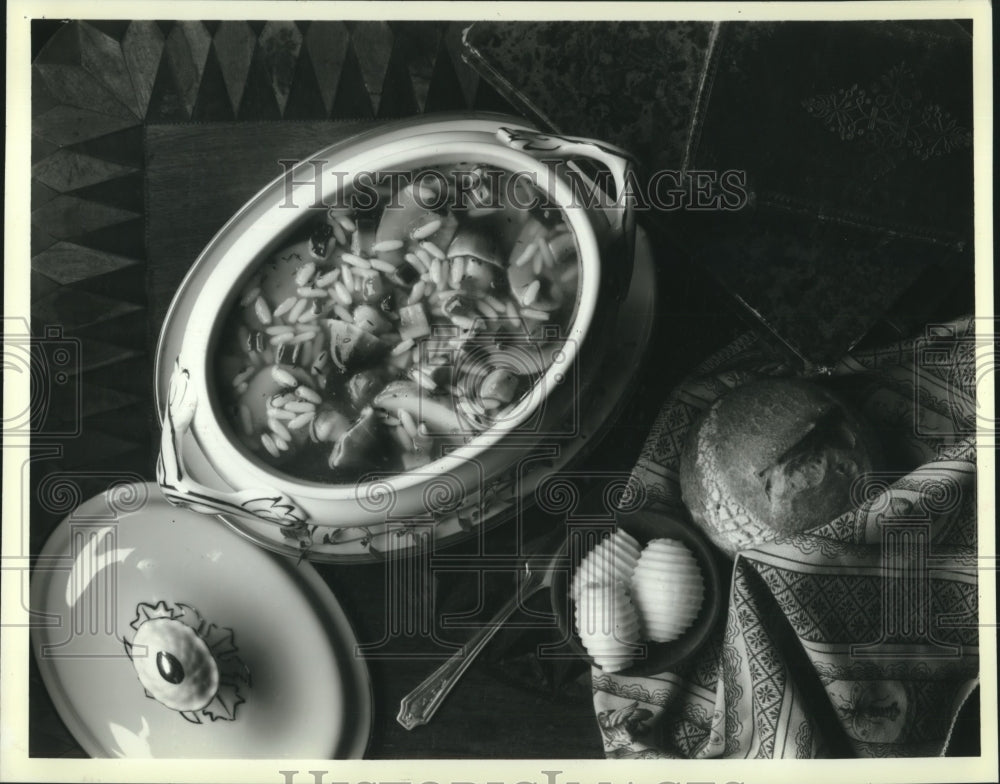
397, 543, 565, 730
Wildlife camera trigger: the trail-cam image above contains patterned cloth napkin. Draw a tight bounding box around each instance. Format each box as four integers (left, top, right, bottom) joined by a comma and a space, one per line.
593, 315, 980, 758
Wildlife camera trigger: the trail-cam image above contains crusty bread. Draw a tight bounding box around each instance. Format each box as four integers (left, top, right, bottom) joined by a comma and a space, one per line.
679, 379, 877, 556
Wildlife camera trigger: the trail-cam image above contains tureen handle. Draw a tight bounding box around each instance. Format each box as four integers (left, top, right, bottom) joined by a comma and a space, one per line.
156, 359, 311, 531
496, 127, 636, 241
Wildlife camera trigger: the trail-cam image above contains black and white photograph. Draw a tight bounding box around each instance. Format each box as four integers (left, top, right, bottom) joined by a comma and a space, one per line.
2, 2, 995, 781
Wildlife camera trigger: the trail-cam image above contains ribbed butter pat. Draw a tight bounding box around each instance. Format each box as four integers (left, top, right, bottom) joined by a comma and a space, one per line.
630, 538, 704, 642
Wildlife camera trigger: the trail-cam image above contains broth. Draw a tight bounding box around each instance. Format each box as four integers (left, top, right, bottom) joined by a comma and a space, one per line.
214, 164, 580, 483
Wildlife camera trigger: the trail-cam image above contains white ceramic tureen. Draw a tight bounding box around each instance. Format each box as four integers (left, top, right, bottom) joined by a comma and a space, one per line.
155, 113, 638, 555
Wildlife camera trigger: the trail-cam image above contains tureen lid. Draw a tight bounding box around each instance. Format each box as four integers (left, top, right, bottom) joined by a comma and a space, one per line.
30, 482, 371, 758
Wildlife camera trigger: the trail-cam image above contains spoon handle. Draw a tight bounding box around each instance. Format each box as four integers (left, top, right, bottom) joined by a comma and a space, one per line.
397, 573, 543, 730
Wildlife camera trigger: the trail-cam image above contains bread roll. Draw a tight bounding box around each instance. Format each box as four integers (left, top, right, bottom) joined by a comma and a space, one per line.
679, 379, 877, 556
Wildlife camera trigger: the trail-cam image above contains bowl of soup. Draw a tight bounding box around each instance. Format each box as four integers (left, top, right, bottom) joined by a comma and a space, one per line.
155, 114, 636, 535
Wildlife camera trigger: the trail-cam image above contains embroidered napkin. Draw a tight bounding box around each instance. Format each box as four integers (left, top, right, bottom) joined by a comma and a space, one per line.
593, 315, 980, 758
